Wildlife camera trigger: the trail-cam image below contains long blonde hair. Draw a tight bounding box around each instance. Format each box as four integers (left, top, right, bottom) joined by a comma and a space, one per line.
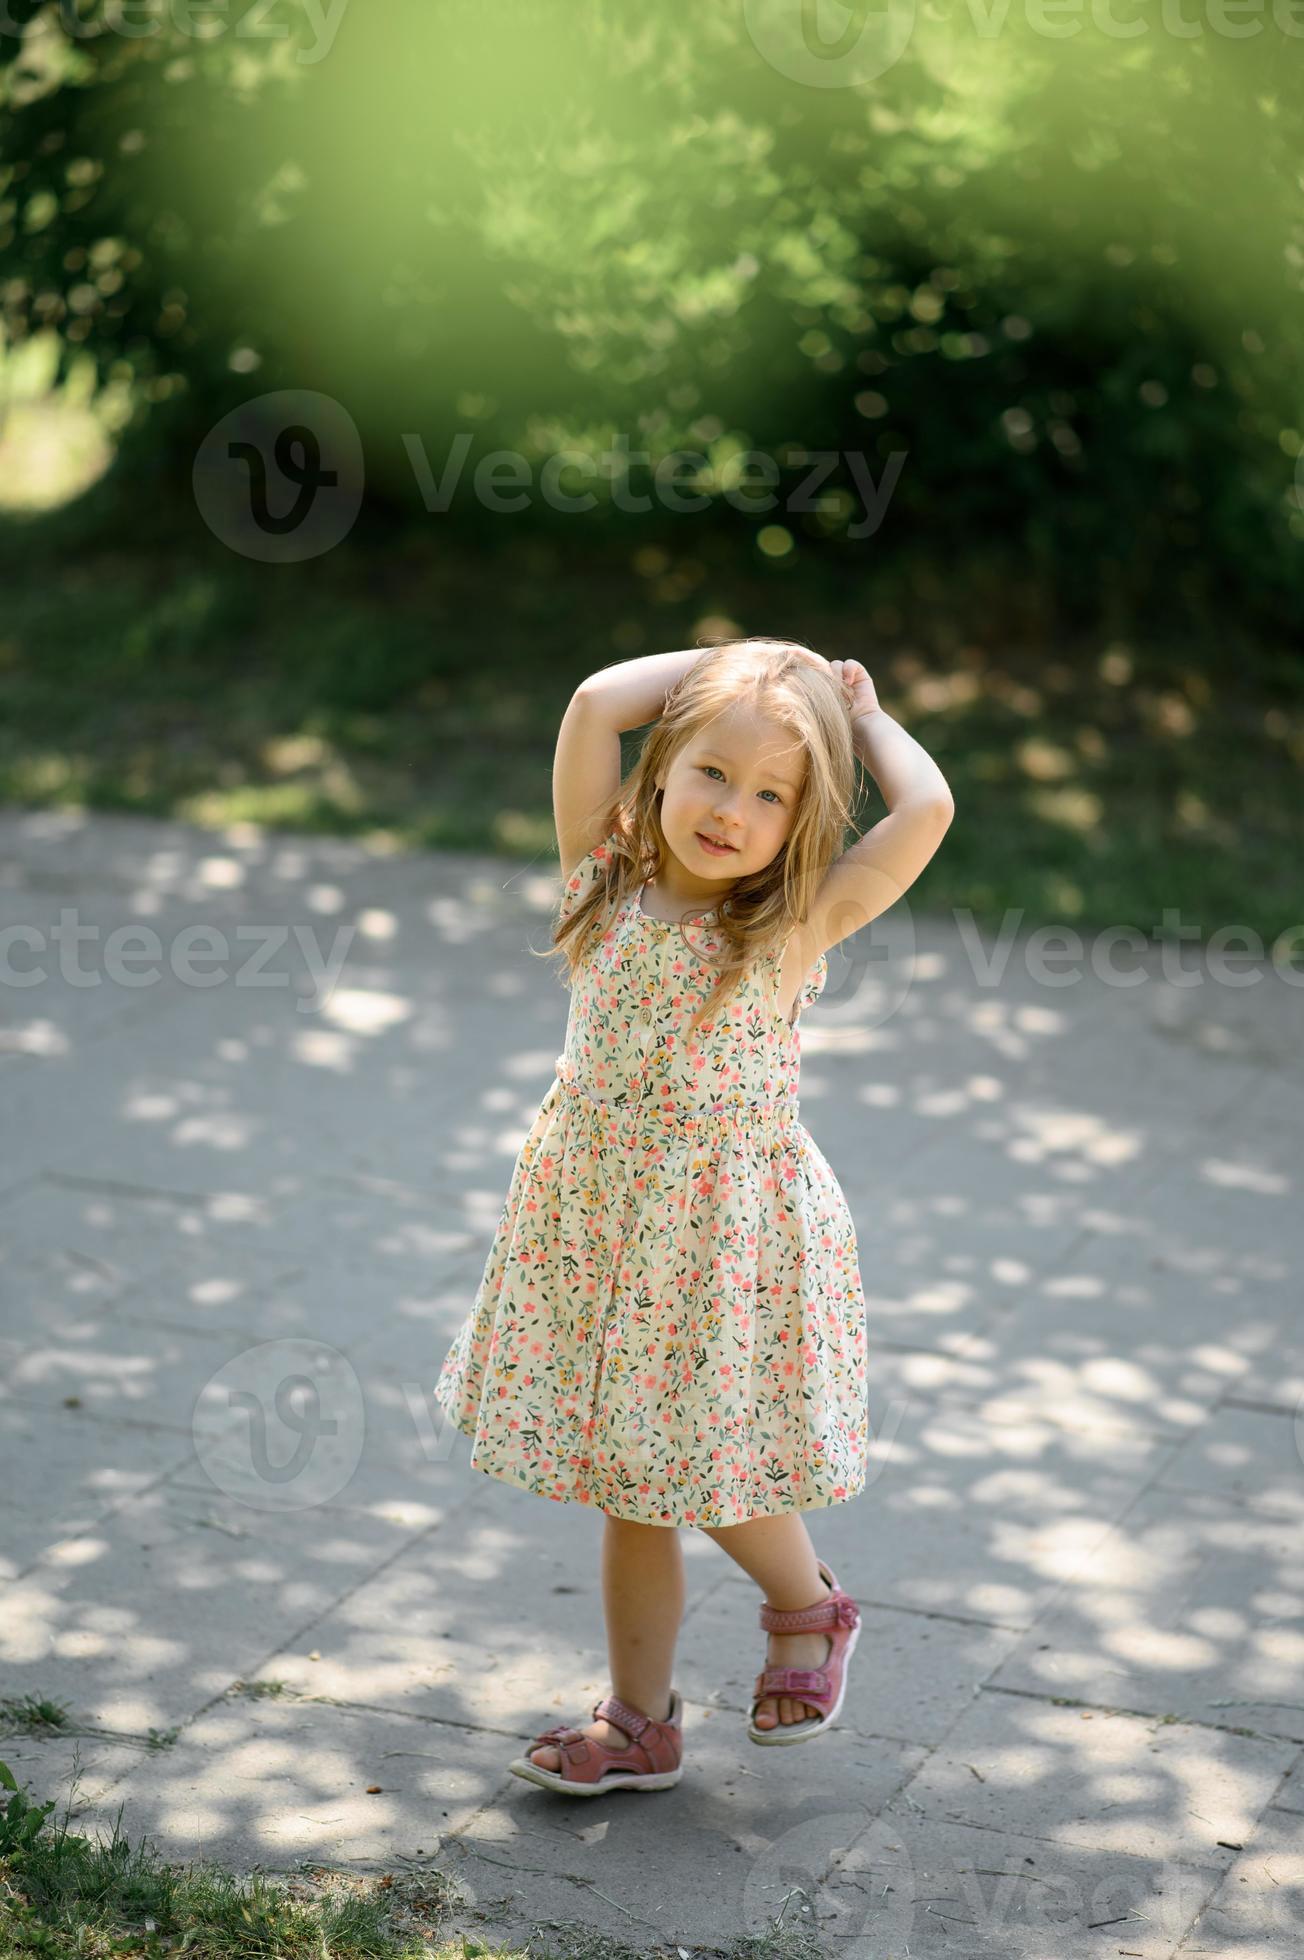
540, 638, 858, 1039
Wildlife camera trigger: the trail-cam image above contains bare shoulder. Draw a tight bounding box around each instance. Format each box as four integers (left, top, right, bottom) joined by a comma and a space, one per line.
791, 801, 956, 967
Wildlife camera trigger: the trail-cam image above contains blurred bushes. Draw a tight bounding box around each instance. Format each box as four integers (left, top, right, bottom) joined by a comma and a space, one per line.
1, 0, 1301, 640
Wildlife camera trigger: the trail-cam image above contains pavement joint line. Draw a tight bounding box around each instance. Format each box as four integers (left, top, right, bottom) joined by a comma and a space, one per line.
0, 1392, 193, 1436
37, 1168, 286, 1215
941, 1058, 1288, 1327
981, 1682, 1304, 1745
860, 1799, 1241, 1873
432, 1838, 661, 1930
1093, 1468, 1304, 1526
981, 1426, 1193, 1634
175, 1495, 488, 1729
8, 1450, 197, 1586
0, 1402, 195, 1440
1149, 1477, 1304, 1520
156, 1473, 467, 1513
865, 1378, 1204, 1443
710, 1582, 1029, 1634
1217, 1395, 1301, 1419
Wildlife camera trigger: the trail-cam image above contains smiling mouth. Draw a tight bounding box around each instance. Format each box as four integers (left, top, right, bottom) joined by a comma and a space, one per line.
698, 832, 737, 851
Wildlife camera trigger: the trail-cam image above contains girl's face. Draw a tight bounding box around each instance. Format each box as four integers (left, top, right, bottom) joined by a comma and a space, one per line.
655, 704, 805, 894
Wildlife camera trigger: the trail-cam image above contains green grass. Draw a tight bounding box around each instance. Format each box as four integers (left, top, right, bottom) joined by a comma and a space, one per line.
2, 501, 1300, 944
0, 1749, 827, 1960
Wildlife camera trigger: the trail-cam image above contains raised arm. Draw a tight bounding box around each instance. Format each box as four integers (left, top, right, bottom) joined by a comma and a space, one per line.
552, 650, 709, 878
574, 648, 708, 731
797, 660, 956, 963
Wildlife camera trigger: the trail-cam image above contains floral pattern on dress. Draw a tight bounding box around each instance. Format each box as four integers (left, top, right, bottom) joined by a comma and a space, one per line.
432, 831, 870, 1526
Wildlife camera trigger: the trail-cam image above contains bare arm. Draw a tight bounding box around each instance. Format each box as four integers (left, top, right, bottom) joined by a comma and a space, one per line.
790, 665, 955, 962
576, 648, 707, 731
853, 707, 954, 813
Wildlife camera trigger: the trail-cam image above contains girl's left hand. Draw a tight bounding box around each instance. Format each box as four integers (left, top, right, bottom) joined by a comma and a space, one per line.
830, 658, 880, 719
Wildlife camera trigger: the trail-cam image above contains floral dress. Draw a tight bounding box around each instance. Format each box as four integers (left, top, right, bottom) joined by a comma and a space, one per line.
432, 832, 870, 1527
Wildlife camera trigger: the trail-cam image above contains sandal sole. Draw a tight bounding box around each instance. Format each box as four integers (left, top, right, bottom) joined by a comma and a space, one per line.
507, 1757, 683, 1794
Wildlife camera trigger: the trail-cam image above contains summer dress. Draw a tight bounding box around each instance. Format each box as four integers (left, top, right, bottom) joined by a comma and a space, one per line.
432, 831, 870, 1527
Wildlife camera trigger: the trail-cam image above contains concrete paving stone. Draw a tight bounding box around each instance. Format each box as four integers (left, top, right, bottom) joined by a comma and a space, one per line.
0, 1402, 191, 1581
0, 1305, 301, 1431
157, 1356, 488, 1520
848, 1136, 1110, 1352
1141, 1147, 1298, 1280
884, 1688, 1293, 1869
0, 806, 560, 933
14, 1685, 517, 1874
1223, 1064, 1304, 1153
866, 1320, 1224, 1451
846, 1020, 1263, 1205
0, 1727, 145, 1820
942, 1267, 1290, 1447
217, 1479, 718, 1734
1, 1237, 316, 1365
0, 1476, 449, 1734
1, 811, 1298, 1955
254, 1179, 486, 1290
2, 1241, 133, 1332
0, 1017, 410, 1199
107, 1241, 480, 1362
1220, 1356, 1304, 1423
440, 1718, 926, 1953
820, 1805, 1223, 1957
1268, 1748, 1304, 1815
986, 1486, 1304, 1741
0, 905, 210, 1056
1063, 959, 1304, 1078
0, 1175, 286, 1285
1152, 1406, 1304, 1520
1174, 1803, 1304, 1953
807, 1401, 1172, 1629
677, 1570, 1026, 1749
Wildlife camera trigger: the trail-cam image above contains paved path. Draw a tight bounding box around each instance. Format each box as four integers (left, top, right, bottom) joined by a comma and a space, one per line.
1, 808, 1301, 1957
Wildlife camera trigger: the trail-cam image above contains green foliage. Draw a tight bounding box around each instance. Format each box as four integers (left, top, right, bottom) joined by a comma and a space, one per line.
1, 3, 1302, 633
0, 1760, 57, 1859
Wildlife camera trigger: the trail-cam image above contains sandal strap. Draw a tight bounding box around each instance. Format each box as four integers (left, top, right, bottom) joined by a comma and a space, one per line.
527, 1721, 591, 1764
760, 1592, 860, 1635
594, 1692, 653, 1742
753, 1665, 831, 1703
592, 1691, 681, 1776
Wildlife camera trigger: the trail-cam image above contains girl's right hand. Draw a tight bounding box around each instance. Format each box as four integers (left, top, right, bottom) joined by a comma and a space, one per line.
829, 658, 880, 718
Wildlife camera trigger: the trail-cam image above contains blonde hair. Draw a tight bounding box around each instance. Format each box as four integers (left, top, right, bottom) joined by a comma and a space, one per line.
540, 637, 858, 1039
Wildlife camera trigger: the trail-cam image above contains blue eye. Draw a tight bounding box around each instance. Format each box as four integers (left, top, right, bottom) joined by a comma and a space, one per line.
701, 765, 781, 804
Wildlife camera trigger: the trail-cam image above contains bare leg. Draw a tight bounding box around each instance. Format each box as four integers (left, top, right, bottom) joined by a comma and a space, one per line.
528, 1514, 685, 1772
699, 1511, 833, 1732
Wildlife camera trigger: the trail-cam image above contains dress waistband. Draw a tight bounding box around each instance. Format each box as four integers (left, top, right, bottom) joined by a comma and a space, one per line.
553, 1055, 800, 1134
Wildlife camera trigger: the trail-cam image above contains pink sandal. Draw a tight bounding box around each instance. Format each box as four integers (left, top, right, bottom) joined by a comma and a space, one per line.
508, 1688, 684, 1794
748, 1558, 861, 1746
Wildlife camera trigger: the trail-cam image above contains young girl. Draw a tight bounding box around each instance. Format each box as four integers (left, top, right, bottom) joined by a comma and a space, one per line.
433, 637, 955, 1794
